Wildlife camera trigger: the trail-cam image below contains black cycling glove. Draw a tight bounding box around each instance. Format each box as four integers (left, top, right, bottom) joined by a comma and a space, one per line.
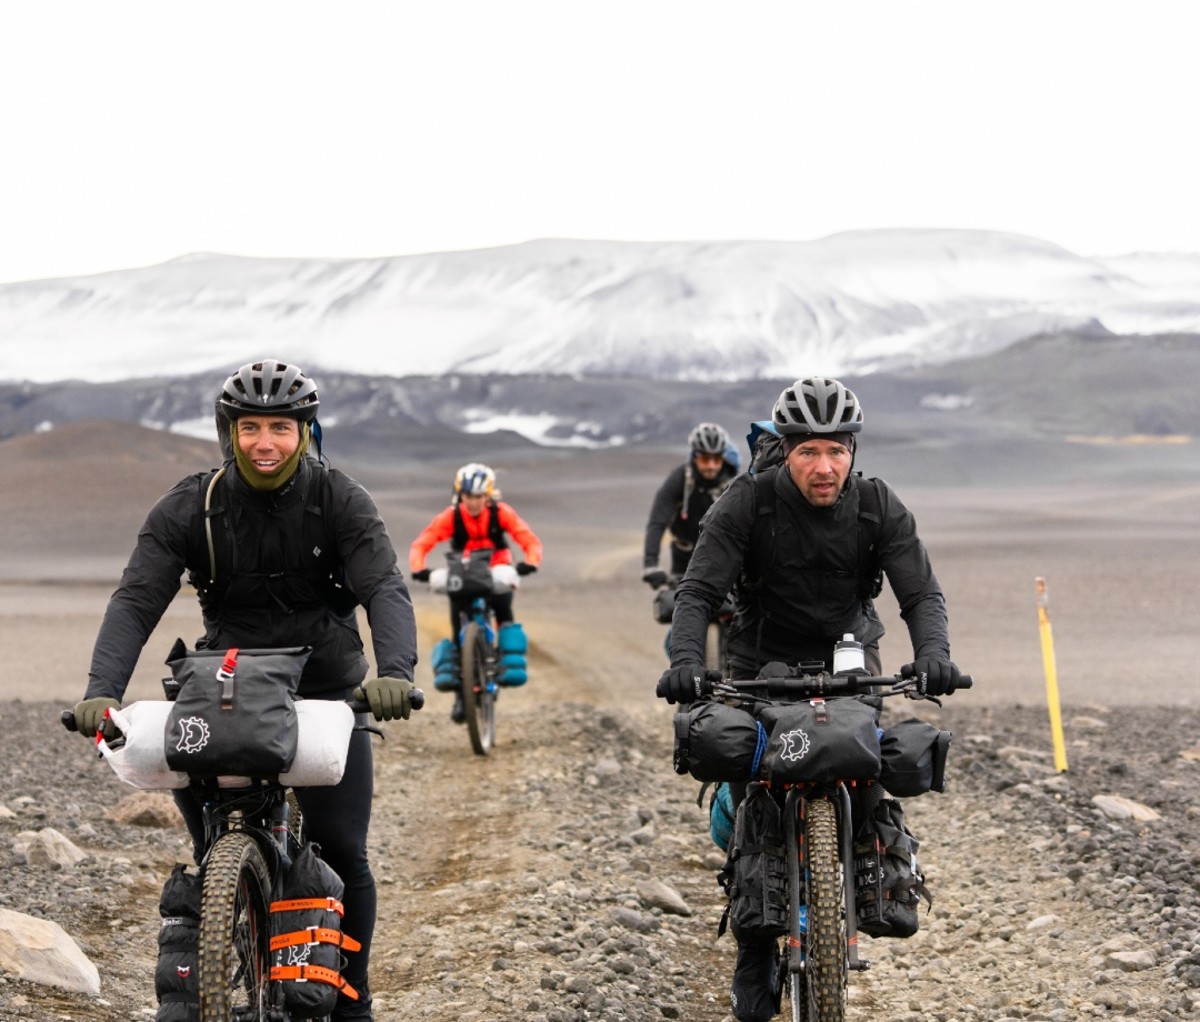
900, 658, 961, 696
656, 664, 706, 704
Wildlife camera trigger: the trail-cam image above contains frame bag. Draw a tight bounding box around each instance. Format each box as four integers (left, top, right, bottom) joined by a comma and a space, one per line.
164, 642, 308, 778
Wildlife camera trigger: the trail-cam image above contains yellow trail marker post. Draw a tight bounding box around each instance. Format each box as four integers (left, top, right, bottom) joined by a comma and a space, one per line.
1036, 576, 1069, 773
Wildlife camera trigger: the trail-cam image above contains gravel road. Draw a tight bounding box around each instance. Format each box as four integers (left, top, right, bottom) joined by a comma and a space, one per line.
3, 690, 1198, 1022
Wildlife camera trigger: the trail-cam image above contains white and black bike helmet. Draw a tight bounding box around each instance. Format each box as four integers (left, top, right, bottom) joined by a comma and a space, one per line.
771, 377, 863, 436
454, 463, 496, 499
689, 422, 731, 456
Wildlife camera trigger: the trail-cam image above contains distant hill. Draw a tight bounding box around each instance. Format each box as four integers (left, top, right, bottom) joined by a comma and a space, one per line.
2, 230, 1199, 384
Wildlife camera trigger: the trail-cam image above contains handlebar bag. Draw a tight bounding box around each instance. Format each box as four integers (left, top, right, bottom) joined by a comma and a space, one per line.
879, 719, 953, 797
97, 702, 189, 790
446, 550, 495, 598
278, 700, 357, 788
673, 700, 767, 782
164, 643, 309, 778
758, 697, 881, 784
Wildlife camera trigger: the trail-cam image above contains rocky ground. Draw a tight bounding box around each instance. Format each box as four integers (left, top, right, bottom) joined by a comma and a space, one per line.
2, 692, 1198, 1022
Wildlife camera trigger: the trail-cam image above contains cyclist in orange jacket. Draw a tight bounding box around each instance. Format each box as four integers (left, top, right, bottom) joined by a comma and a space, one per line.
409, 463, 543, 720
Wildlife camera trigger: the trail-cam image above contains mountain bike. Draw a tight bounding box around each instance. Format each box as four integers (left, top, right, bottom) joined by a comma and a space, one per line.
698, 664, 972, 1022
427, 548, 524, 756
63, 686, 423, 1021
651, 574, 735, 672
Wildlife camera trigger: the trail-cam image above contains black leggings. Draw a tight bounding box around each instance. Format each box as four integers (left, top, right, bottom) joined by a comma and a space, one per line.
172, 721, 377, 1002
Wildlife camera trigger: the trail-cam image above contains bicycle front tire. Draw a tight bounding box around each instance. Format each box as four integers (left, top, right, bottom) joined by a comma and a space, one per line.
461, 620, 496, 756
199, 832, 272, 1022
805, 798, 847, 1022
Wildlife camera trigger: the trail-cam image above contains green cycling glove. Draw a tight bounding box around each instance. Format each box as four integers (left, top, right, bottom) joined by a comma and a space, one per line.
74, 696, 121, 739
353, 677, 415, 721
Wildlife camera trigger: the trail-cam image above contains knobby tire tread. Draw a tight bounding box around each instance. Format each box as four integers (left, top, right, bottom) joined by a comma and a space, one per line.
461, 621, 495, 756
805, 798, 846, 1022
199, 831, 272, 1022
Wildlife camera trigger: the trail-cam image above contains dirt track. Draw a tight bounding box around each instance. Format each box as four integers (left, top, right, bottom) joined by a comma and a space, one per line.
2, 436, 1200, 1020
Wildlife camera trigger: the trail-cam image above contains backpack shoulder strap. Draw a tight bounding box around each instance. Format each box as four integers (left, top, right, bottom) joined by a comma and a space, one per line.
487, 499, 509, 550
855, 475, 884, 600
202, 466, 228, 582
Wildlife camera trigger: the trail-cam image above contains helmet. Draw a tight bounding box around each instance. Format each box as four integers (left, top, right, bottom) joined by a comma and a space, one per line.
689, 422, 730, 456
771, 377, 863, 436
454, 462, 495, 498
218, 359, 319, 422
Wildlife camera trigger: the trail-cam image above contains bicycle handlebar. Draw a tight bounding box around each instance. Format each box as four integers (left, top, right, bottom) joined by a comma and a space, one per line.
701, 670, 974, 701
60, 688, 426, 733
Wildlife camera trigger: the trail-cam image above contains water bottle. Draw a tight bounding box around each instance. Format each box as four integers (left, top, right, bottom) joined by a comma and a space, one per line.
833, 633, 866, 675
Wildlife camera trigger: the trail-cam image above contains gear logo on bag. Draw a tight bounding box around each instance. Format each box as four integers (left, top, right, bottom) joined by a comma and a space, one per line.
174, 717, 211, 755
285, 945, 313, 967
778, 728, 812, 763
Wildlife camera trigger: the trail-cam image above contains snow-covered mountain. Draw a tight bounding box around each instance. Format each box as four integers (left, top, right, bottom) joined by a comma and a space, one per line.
2, 229, 1199, 384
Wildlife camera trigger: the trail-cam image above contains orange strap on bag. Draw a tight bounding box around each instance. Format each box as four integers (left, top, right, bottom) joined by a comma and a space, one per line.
270, 926, 362, 954
270, 896, 345, 916
268, 963, 359, 1000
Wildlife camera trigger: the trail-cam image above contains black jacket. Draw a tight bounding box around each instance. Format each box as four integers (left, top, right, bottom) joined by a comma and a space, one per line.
670, 469, 949, 673
643, 458, 739, 569
85, 458, 417, 700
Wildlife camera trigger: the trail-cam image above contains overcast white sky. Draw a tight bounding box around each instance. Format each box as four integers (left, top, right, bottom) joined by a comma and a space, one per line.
2, 1, 1197, 285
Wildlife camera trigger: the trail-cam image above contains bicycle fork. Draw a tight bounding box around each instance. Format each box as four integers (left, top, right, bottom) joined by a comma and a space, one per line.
783, 786, 870, 978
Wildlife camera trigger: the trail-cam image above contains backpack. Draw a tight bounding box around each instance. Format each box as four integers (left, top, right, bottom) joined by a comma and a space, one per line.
717, 782, 790, 943
451, 499, 509, 553
154, 864, 201, 1022
190, 462, 358, 616
853, 797, 931, 938
744, 467, 885, 603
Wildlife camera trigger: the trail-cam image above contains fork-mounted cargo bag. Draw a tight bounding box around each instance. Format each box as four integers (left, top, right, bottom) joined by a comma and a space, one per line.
270, 843, 362, 1017
154, 864, 201, 1022
717, 782, 789, 942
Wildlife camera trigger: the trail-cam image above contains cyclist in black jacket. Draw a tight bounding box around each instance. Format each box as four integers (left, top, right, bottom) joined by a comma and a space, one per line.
641, 422, 739, 589
72, 359, 417, 1022
655, 377, 962, 1022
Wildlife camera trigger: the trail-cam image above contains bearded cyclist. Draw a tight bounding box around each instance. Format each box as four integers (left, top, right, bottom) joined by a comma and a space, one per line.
655, 377, 962, 1022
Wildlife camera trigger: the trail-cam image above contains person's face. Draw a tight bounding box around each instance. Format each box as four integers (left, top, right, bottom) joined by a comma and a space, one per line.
785, 437, 853, 506
236, 416, 301, 474
461, 492, 488, 515
693, 452, 724, 481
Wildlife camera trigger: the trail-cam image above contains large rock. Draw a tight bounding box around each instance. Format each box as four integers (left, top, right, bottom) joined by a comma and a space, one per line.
0, 908, 100, 994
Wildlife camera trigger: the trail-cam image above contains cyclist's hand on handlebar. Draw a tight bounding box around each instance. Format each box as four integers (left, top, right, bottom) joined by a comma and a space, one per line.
73, 697, 120, 739
410, 568, 431, 583
656, 664, 707, 704
516, 562, 538, 576
642, 569, 668, 589
900, 658, 962, 696
353, 677, 416, 721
